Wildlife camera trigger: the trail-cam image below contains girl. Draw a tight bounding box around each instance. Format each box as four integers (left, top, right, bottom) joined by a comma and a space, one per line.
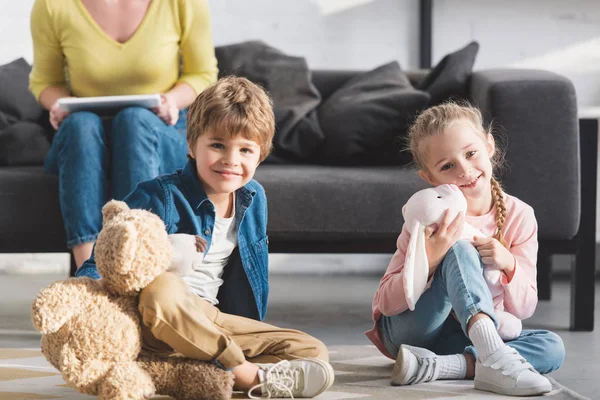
365, 102, 565, 396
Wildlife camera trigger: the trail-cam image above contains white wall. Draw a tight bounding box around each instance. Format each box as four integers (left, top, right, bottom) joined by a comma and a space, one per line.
210, 0, 419, 71
433, 0, 600, 107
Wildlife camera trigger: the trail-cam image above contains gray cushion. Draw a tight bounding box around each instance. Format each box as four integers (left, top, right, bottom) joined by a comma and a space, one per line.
0, 122, 50, 166
0, 58, 45, 123
318, 61, 430, 166
0, 58, 51, 166
255, 164, 429, 239
0, 166, 66, 252
216, 41, 324, 162
420, 41, 479, 105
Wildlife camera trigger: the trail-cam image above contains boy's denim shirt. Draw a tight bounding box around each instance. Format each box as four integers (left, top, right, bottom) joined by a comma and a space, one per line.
76, 159, 270, 320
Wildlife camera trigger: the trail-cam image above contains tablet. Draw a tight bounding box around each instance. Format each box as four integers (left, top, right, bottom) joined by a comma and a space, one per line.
58, 94, 162, 112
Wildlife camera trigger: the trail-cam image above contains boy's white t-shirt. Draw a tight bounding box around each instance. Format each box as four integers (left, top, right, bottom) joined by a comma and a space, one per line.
183, 202, 238, 305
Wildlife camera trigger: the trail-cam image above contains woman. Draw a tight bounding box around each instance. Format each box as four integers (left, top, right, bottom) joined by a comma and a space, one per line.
29, 0, 218, 268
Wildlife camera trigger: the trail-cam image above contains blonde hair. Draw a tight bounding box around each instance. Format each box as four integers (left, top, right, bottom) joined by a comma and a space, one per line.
407, 101, 507, 246
187, 76, 275, 162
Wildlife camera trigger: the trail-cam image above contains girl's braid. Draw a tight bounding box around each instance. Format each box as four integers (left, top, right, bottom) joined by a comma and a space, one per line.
491, 176, 507, 247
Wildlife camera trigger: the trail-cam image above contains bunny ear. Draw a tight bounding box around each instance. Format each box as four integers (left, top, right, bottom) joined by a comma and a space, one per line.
404, 221, 429, 311
402, 204, 407, 219
403, 222, 418, 309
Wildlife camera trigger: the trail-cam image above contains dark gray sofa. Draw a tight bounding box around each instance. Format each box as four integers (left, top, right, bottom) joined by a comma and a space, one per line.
0, 68, 595, 331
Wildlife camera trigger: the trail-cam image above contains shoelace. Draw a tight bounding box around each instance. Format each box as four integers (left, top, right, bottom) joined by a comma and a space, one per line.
484, 347, 535, 377
248, 360, 301, 399
411, 355, 439, 384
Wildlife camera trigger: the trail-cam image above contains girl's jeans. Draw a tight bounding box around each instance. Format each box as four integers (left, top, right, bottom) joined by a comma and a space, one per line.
378, 240, 565, 374
44, 107, 188, 248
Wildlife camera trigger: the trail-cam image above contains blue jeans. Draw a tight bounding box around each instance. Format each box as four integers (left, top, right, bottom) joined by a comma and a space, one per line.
379, 240, 565, 374
45, 107, 188, 248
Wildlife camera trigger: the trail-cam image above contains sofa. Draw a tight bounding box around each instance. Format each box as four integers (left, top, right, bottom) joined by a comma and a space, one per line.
0, 57, 595, 331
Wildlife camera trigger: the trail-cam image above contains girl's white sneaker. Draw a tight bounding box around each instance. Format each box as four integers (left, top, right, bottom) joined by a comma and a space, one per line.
391, 345, 440, 385
474, 346, 552, 396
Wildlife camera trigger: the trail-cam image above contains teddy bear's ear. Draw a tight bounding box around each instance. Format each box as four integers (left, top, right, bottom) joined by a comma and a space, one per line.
102, 200, 130, 224
110, 222, 138, 275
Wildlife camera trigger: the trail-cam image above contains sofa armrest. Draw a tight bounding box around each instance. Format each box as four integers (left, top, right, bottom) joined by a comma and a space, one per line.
470, 69, 580, 240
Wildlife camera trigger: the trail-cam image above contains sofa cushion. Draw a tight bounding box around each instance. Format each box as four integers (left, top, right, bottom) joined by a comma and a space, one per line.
255, 164, 430, 239
419, 41, 479, 105
216, 41, 324, 163
0, 58, 45, 123
0, 166, 66, 252
318, 61, 430, 165
0, 122, 51, 166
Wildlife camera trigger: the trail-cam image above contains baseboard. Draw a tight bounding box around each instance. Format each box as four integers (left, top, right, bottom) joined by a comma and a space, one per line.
0, 253, 69, 275
0, 243, 598, 277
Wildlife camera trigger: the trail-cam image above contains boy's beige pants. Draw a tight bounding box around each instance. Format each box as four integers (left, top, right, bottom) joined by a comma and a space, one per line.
138, 272, 328, 369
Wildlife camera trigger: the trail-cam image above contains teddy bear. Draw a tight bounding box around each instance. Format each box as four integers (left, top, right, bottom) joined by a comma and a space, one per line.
31, 200, 234, 400
401, 184, 522, 340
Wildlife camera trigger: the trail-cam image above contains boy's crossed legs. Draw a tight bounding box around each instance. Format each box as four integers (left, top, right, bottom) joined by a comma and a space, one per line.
138, 272, 334, 398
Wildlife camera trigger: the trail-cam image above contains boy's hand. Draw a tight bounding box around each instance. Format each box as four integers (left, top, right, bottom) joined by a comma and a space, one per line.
153, 94, 179, 126
195, 235, 207, 253
473, 236, 516, 278
424, 209, 464, 277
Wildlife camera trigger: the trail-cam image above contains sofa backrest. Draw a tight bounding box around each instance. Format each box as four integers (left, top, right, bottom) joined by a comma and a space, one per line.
311, 69, 430, 101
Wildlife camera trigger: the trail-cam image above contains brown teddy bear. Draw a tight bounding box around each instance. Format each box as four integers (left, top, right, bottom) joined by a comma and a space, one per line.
31, 200, 234, 400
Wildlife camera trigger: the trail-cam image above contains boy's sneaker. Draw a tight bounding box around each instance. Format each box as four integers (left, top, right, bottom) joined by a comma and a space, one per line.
474, 346, 552, 396
249, 358, 335, 398
391, 345, 440, 385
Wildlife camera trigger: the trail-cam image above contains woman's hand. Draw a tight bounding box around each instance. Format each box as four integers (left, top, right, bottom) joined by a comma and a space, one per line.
424, 209, 464, 277
49, 100, 72, 130
153, 94, 179, 126
473, 236, 516, 280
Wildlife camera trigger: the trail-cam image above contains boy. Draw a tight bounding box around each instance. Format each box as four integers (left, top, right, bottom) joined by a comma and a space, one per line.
76, 77, 334, 398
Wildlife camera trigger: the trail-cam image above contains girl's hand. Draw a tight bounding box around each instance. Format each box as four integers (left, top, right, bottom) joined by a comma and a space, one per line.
153, 94, 179, 126
49, 99, 72, 130
424, 209, 464, 277
473, 236, 516, 278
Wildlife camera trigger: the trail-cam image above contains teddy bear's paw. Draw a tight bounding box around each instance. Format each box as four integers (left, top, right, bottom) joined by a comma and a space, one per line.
98, 362, 156, 400
170, 363, 234, 400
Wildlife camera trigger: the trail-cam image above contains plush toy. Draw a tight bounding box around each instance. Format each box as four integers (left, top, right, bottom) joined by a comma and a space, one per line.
402, 184, 521, 340
167, 233, 206, 276
31, 200, 233, 400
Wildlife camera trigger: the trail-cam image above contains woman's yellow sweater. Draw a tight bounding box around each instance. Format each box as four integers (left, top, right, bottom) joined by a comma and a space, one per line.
29, 0, 218, 101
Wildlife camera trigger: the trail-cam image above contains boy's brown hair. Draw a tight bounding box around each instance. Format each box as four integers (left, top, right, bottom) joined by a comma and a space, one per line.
187, 76, 275, 162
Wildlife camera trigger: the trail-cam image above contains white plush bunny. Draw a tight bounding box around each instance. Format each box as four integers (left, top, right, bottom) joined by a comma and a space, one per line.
167, 234, 205, 276
402, 184, 521, 340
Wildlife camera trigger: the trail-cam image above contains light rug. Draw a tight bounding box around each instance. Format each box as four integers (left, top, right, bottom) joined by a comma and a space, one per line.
0, 346, 588, 399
